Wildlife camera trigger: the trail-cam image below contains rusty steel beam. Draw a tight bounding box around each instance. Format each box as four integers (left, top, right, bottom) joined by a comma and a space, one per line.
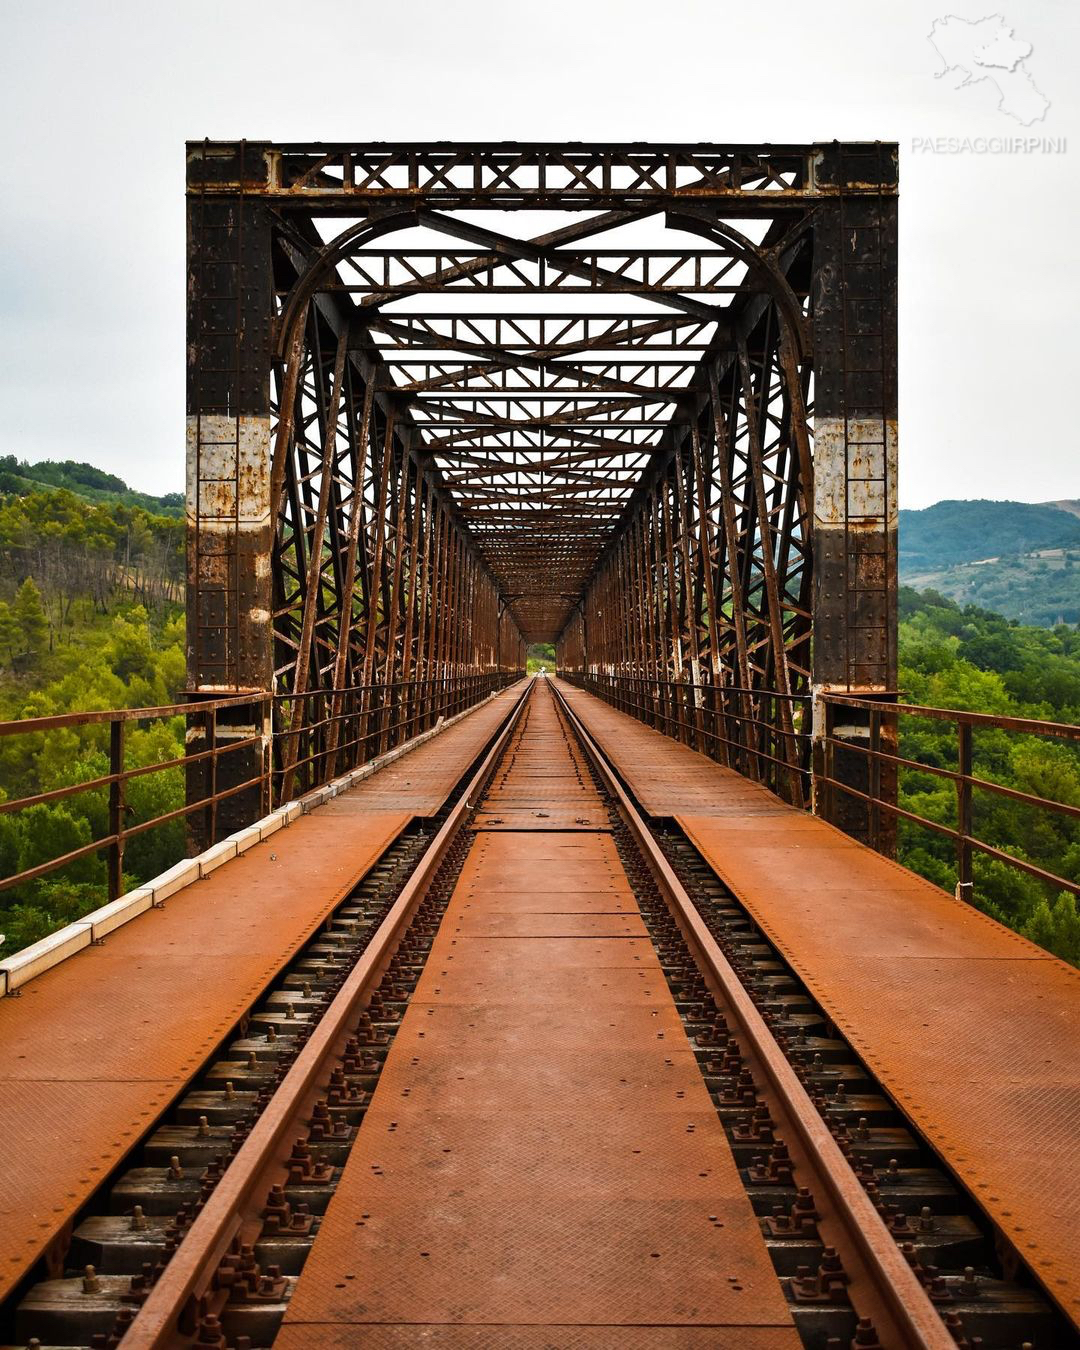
185, 146, 526, 844
186, 139, 897, 835
188, 141, 895, 210
185, 170, 276, 842
808, 143, 898, 846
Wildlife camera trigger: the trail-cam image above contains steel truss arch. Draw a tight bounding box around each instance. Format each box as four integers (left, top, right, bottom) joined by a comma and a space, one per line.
184, 140, 897, 842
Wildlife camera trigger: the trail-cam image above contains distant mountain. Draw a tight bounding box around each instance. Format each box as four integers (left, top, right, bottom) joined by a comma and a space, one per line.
0, 457, 182, 518
898, 499, 1080, 571
899, 499, 1080, 627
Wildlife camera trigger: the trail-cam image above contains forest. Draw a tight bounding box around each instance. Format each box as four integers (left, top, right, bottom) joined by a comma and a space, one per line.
0, 456, 184, 517
898, 498, 1080, 571
0, 484, 1077, 966
894, 586, 1080, 964
0, 488, 186, 951
899, 498, 1080, 625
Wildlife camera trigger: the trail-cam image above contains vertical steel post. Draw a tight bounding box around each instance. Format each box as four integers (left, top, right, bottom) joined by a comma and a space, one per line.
956, 721, 974, 902
185, 142, 274, 846
810, 143, 899, 847
107, 720, 126, 902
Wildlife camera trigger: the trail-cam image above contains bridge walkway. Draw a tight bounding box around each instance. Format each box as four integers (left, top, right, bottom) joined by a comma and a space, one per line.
554, 678, 1080, 1328
277, 678, 802, 1348
0, 682, 526, 1305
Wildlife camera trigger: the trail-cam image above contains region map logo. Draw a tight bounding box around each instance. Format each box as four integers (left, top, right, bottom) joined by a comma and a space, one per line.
928, 13, 1049, 125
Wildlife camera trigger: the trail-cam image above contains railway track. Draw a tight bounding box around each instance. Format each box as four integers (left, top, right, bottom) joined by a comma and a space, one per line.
552, 686, 1075, 1350
2, 677, 1072, 1349
2, 688, 531, 1350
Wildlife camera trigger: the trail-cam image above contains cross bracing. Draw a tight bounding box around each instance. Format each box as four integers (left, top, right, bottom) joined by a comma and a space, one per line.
186, 140, 897, 815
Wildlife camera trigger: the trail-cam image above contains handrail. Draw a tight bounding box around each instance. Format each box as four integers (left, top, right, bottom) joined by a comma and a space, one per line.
0, 671, 520, 906
0, 691, 261, 736
559, 670, 1080, 924
560, 670, 811, 807
818, 694, 1080, 910
822, 692, 1080, 742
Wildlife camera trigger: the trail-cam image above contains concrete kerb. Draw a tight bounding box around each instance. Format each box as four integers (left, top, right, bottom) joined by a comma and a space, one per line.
0, 686, 510, 994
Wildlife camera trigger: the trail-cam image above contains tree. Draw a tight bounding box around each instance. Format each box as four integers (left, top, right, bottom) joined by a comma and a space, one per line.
0, 601, 17, 669
13, 577, 48, 664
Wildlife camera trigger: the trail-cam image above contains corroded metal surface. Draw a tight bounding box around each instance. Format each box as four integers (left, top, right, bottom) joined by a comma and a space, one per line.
558, 678, 1080, 1330
320, 682, 528, 818
280, 681, 800, 1345
0, 684, 523, 1306
118, 685, 531, 1350
186, 143, 897, 832
555, 678, 788, 818
276, 1329, 800, 1349
0, 810, 407, 1306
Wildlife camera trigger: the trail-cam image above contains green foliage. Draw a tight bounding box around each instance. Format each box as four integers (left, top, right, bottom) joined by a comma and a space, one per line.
13, 578, 48, 665
895, 586, 1080, 964
526, 642, 556, 674
0, 604, 187, 952
0, 486, 187, 955
0, 456, 182, 517
899, 500, 1080, 625
1023, 894, 1080, 965
899, 499, 1080, 570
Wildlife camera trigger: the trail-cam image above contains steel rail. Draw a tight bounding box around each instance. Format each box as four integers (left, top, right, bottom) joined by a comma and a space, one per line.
550, 679, 954, 1350
119, 677, 533, 1350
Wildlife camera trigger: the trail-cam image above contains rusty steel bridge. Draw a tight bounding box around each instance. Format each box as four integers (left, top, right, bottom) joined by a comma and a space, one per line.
0, 141, 1077, 1350
182, 139, 895, 842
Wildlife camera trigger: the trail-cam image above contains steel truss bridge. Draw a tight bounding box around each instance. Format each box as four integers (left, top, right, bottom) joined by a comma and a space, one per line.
185, 140, 896, 836
2, 141, 1079, 1350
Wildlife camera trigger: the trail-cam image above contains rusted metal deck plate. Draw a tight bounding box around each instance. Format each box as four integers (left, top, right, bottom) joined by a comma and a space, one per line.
0, 685, 527, 1303
276, 1330, 799, 1349
554, 681, 1080, 1327
323, 682, 528, 817
281, 681, 800, 1346
0, 810, 408, 1303
553, 680, 789, 818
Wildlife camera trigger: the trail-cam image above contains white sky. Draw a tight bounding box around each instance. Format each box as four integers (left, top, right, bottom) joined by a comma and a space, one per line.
0, 0, 1076, 508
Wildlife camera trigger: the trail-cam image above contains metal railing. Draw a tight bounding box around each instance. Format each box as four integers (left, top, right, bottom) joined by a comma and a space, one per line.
562, 671, 1080, 908
562, 671, 811, 806
0, 693, 268, 901
274, 673, 518, 799
818, 695, 1080, 902
0, 672, 519, 903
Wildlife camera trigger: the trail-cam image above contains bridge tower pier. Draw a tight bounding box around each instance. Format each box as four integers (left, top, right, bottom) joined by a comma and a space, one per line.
810, 143, 899, 849
185, 142, 275, 847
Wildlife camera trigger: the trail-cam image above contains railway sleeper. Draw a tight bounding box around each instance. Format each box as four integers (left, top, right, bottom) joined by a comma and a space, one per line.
6, 803, 475, 1350
644, 820, 1076, 1350
545, 696, 1072, 1350
9, 687, 1075, 1350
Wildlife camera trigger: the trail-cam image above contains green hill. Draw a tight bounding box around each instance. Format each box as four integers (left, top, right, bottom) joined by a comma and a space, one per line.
899, 499, 1080, 571
0, 457, 183, 518
899, 500, 1080, 626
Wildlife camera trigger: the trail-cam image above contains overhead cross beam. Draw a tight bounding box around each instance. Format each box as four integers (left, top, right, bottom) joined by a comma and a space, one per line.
186, 140, 897, 841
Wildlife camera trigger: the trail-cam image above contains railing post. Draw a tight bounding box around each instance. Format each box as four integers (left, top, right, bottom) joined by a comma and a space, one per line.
815, 696, 835, 825
204, 707, 218, 841
956, 721, 974, 903
868, 706, 881, 853
107, 720, 126, 902
261, 698, 271, 814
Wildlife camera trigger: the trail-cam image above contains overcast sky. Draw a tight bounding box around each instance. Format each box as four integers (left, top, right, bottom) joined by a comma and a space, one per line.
0, 0, 1076, 508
